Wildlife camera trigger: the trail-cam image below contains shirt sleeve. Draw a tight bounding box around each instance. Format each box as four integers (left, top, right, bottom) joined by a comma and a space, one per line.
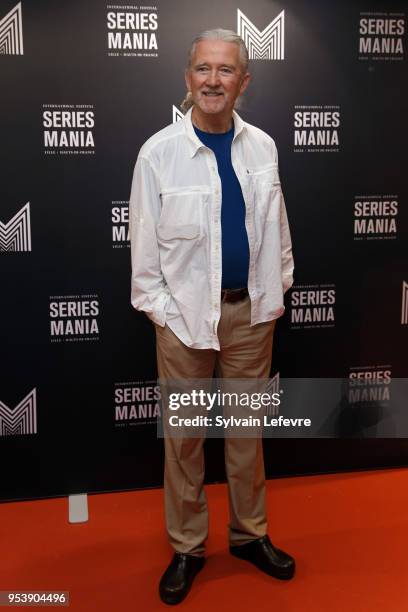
279, 191, 295, 294
273, 141, 295, 294
129, 154, 170, 326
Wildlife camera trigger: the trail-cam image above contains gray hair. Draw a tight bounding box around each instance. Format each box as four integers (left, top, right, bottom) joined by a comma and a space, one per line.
180, 28, 249, 114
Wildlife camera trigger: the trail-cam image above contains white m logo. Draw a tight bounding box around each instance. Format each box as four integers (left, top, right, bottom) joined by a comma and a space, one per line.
402, 281, 408, 325
0, 202, 31, 252
237, 9, 284, 60
0, 2, 23, 55
172, 105, 183, 123
0, 389, 37, 436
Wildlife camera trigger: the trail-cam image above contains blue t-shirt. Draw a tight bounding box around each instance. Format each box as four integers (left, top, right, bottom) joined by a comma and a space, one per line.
194, 124, 249, 289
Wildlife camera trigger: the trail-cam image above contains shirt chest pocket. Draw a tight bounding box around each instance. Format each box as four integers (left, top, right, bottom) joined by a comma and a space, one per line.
158, 185, 211, 238
247, 163, 281, 222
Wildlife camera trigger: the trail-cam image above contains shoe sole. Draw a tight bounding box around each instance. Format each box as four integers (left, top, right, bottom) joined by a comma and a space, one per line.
230, 549, 295, 580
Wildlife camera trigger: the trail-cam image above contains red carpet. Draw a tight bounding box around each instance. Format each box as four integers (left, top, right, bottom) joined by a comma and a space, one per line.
1, 469, 408, 611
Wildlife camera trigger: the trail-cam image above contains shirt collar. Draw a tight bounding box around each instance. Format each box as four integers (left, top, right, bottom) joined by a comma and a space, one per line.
183, 106, 246, 158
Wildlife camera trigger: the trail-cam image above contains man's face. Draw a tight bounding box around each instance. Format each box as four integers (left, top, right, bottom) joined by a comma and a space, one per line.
185, 39, 250, 118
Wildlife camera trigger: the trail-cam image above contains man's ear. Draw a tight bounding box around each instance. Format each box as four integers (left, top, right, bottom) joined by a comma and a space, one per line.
239, 72, 251, 96
185, 69, 191, 92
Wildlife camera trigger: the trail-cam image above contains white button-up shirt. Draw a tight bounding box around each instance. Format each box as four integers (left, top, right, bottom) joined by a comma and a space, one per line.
129, 107, 294, 350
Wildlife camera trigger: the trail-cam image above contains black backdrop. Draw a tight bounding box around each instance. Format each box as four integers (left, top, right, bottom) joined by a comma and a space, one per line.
1, 0, 407, 502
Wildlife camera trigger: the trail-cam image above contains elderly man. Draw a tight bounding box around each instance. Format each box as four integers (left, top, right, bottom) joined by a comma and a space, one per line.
129, 29, 295, 605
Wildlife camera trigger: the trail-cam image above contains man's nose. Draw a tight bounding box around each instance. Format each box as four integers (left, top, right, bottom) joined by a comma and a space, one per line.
206, 69, 221, 87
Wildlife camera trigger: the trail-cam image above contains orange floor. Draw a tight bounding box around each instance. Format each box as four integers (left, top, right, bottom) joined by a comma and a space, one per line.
1, 469, 408, 611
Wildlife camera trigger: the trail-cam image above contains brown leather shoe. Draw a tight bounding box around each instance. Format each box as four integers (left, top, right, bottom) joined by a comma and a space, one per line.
159, 553, 205, 605
230, 535, 295, 580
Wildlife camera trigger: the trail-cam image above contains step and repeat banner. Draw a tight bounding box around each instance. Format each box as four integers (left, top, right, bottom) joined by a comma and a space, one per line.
1, 0, 407, 501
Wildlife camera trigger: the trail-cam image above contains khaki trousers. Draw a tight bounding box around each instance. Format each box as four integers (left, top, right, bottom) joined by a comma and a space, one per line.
155, 296, 276, 557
